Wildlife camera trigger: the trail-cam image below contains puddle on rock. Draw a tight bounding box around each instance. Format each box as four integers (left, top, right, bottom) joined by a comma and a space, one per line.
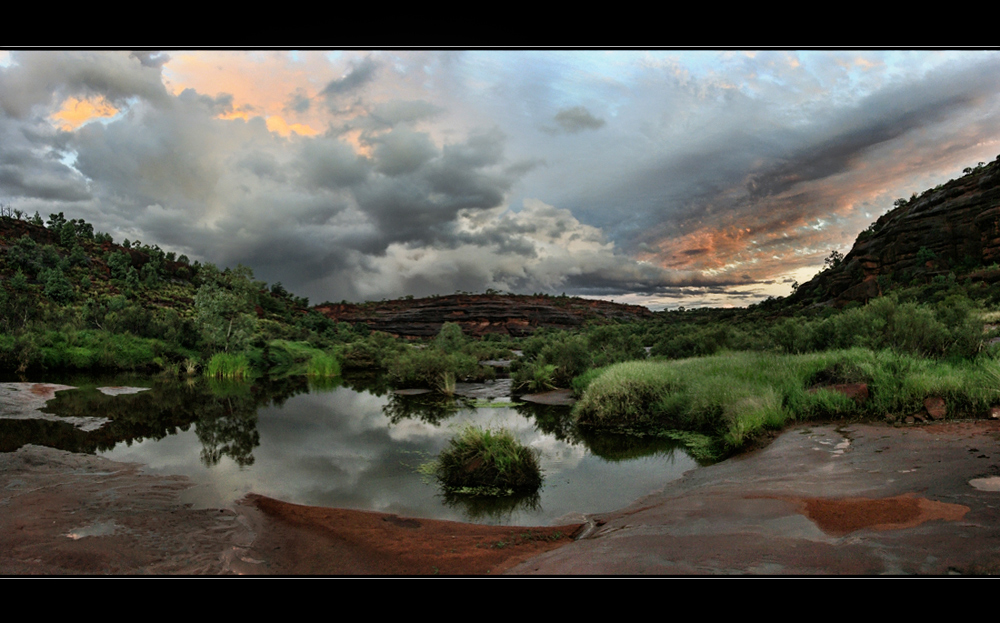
969, 476, 1000, 491
799, 494, 968, 536
66, 520, 120, 540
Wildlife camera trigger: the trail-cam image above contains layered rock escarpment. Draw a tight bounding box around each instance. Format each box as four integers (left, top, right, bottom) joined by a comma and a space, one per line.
795, 157, 1000, 306
314, 294, 653, 338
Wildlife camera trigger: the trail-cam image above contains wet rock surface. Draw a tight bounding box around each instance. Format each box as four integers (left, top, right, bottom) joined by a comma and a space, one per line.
507, 421, 1000, 575
5, 420, 1000, 575
0, 444, 576, 575
0, 383, 108, 432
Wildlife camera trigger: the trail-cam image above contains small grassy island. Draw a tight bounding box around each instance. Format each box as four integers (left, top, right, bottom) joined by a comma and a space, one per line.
423, 424, 543, 496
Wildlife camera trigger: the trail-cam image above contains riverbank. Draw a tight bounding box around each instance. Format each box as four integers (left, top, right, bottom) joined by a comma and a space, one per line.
0, 444, 578, 575
506, 420, 1000, 575
4, 419, 1000, 575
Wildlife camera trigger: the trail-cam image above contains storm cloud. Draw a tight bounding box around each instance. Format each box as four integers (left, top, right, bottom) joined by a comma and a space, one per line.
2, 50, 1000, 309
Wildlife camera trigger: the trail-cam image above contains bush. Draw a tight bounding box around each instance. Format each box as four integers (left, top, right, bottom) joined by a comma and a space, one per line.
388, 346, 484, 388
424, 425, 543, 495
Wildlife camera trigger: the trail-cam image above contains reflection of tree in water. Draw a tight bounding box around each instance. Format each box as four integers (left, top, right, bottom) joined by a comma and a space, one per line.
513, 402, 580, 444
195, 379, 261, 467
339, 371, 393, 396
382, 392, 460, 425
439, 489, 542, 524
26, 375, 301, 466
575, 428, 689, 463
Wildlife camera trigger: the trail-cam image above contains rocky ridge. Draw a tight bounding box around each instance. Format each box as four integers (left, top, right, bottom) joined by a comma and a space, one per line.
794, 156, 1000, 306
314, 293, 653, 338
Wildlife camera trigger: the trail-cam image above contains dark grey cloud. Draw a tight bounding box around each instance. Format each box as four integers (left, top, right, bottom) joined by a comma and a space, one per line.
0, 51, 170, 119
237, 151, 286, 183
286, 89, 311, 114
6, 51, 1000, 308
372, 129, 438, 176
354, 128, 517, 249
321, 56, 378, 98
129, 51, 170, 68
573, 55, 1000, 271
369, 100, 441, 127
298, 138, 371, 191
0, 116, 91, 202
551, 106, 605, 134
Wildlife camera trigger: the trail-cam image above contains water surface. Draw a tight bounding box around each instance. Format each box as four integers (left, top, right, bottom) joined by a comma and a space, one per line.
2, 374, 698, 525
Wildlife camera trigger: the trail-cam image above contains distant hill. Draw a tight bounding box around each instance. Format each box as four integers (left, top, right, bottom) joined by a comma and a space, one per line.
0, 214, 651, 346
792, 156, 1000, 307
314, 293, 653, 338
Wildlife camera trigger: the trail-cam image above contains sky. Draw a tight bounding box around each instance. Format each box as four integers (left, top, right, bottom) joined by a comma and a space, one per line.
2, 49, 999, 310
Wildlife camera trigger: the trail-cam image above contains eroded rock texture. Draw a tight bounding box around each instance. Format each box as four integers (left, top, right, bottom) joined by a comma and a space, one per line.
314, 294, 652, 338
795, 158, 1000, 305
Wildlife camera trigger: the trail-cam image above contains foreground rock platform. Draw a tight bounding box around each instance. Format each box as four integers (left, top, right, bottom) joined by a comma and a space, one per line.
4, 420, 999, 575
507, 421, 1000, 575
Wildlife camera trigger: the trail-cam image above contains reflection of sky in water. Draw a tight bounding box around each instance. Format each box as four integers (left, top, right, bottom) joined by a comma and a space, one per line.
100, 386, 696, 526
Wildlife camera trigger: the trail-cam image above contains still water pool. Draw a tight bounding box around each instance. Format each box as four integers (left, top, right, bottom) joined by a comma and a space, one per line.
2, 375, 698, 526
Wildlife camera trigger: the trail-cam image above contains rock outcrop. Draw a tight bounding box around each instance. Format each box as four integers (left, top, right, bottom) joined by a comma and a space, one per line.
314, 294, 653, 338
794, 157, 1000, 306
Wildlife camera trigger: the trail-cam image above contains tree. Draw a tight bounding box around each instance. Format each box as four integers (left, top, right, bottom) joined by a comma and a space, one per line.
46, 212, 67, 230
824, 250, 844, 271
195, 264, 262, 353
40, 266, 74, 303
434, 322, 467, 353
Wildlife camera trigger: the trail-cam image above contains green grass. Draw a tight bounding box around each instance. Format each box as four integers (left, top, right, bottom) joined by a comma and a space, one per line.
204, 352, 253, 379
267, 340, 340, 378
306, 351, 341, 377
573, 349, 1000, 456
422, 424, 543, 496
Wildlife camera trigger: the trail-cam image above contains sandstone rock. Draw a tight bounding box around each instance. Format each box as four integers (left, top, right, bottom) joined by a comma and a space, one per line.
792, 159, 1000, 306
314, 294, 653, 339
924, 397, 947, 420
808, 382, 869, 404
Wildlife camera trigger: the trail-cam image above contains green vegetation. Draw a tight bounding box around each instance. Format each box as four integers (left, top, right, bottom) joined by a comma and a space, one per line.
387, 323, 499, 391
205, 352, 253, 379
572, 350, 1000, 457
423, 424, 543, 496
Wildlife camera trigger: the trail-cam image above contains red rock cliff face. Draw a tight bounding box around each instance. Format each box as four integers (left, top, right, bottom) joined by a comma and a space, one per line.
794, 158, 1000, 305
314, 294, 653, 338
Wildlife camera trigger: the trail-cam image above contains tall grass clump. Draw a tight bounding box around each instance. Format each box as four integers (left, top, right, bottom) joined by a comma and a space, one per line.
267, 340, 340, 378
423, 424, 543, 496
306, 351, 341, 377
574, 349, 1000, 455
204, 352, 252, 379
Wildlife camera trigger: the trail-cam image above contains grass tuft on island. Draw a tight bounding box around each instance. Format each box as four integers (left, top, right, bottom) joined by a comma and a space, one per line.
423, 424, 543, 496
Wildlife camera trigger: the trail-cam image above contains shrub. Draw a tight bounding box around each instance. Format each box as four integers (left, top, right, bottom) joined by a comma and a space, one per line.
424, 424, 543, 495
388, 346, 483, 388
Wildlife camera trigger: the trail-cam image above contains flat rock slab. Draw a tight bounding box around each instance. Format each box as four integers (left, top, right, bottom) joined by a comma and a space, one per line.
0, 445, 578, 575
0, 445, 255, 575
0, 383, 109, 432
519, 389, 575, 406
392, 388, 433, 396
507, 421, 1000, 575
96, 386, 151, 396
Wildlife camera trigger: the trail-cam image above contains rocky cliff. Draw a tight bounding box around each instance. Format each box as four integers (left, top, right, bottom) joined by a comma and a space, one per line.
793, 156, 1000, 306
314, 294, 653, 338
